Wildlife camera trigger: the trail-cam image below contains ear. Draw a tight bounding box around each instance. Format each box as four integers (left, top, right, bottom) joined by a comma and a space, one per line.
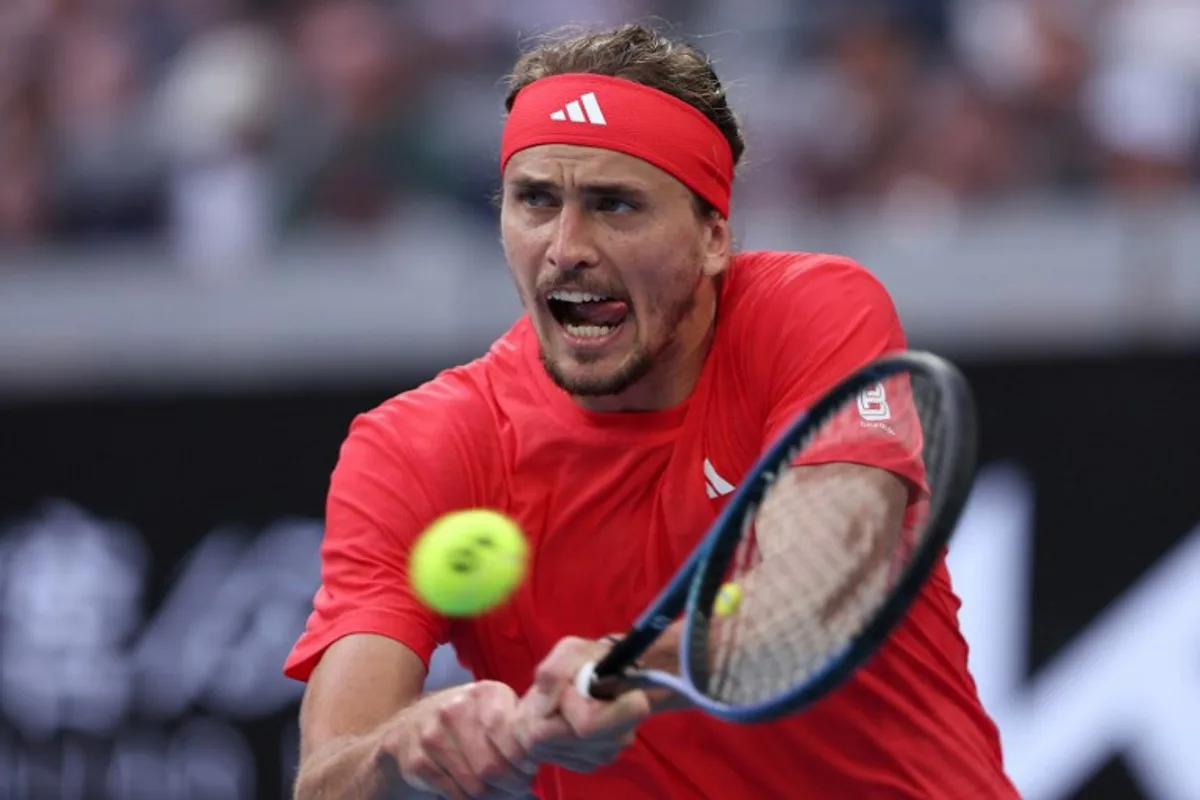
700, 213, 732, 279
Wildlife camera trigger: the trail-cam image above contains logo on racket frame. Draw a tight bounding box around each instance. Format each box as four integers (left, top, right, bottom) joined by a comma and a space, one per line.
857, 382, 891, 422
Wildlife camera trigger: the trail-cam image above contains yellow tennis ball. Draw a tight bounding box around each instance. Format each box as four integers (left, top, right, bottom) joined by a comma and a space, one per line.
409, 509, 528, 617
714, 582, 743, 617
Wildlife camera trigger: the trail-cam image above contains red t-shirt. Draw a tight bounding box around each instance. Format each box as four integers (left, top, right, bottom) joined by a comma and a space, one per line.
285, 251, 1018, 799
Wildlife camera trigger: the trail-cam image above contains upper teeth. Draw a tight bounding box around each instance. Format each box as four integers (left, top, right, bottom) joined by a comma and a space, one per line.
548, 291, 609, 303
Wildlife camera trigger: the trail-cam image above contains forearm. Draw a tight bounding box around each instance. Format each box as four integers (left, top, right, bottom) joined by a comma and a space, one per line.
597, 469, 905, 715
640, 623, 681, 673
294, 727, 392, 800
294, 687, 456, 800
688, 466, 908, 702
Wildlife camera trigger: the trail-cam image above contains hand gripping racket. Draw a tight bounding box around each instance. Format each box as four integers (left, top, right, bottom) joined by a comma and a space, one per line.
573, 350, 978, 722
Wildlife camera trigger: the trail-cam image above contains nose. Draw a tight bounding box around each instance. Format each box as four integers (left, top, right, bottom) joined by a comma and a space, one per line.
546, 203, 599, 271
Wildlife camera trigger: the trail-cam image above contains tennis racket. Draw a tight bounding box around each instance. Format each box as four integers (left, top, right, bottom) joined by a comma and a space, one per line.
573, 349, 978, 722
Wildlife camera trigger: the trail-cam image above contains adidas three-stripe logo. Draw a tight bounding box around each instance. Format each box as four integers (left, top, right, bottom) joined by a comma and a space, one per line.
549, 92, 607, 125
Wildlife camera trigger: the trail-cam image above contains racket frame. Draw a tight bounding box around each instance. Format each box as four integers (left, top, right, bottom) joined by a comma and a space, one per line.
580, 350, 978, 723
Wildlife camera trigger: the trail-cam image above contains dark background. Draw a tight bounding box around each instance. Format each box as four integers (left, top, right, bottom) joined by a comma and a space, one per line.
2, 349, 1197, 799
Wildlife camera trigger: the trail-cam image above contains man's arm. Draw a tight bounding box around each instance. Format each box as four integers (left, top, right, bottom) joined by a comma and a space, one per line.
514, 465, 911, 769
293, 634, 428, 799
635, 463, 909, 701
294, 634, 539, 800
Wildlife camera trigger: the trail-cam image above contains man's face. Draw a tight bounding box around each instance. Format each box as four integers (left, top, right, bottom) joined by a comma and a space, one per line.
500, 145, 728, 398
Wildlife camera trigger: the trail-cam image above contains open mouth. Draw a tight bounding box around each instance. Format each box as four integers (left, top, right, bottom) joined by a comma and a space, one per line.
545, 290, 630, 341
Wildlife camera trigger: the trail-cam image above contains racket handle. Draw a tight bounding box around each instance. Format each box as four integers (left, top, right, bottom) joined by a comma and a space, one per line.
574, 661, 599, 698
574, 660, 627, 700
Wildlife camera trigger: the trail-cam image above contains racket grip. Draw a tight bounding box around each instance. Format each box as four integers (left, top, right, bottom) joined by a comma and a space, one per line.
574, 660, 626, 700
573, 661, 599, 698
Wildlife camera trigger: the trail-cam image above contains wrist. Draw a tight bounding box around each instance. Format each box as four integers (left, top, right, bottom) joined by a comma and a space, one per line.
364, 689, 454, 796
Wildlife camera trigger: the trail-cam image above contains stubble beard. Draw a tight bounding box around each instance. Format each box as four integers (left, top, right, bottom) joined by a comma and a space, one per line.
540, 278, 700, 399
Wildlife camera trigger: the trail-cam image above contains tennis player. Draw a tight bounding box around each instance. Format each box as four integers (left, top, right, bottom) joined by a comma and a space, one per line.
285, 23, 1019, 800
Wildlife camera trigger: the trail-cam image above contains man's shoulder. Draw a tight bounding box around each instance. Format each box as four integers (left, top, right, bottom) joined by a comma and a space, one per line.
724, 250, 892, 321
359, 317, 535, 432
730, 250, 880, 292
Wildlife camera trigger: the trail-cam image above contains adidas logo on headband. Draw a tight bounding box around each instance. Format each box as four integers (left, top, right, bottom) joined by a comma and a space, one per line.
501, 74, 733, 216
548, 92, 607, 125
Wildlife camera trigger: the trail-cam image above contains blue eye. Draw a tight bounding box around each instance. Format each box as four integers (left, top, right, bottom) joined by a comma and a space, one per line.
596, 196, 636, 213
517, 189, 555, 207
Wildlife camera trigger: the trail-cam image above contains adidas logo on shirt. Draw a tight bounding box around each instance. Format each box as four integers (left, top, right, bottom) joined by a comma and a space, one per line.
549, 92, 607, 125
704, 458, 735, 499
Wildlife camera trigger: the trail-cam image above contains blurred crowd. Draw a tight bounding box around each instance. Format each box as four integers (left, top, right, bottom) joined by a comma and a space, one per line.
0, 0, 1197, 267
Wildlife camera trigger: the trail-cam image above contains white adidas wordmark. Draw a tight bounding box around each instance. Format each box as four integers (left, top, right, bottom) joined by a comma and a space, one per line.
704, 458, 735, 499
549, 92, 607, 125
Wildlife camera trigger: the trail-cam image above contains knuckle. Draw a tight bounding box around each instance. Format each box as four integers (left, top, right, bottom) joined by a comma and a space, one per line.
416, 718, 445, 751
533, 656, 560, 680
472, 680, 514, 712
436, 696, 468, 726
376, 725, 403, 756
545, 637, 580, 664
563, 635, 591, 655
480, 700, 511, 731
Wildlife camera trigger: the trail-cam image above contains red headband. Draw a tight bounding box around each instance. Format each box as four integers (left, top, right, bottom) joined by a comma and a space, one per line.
500, 73, 734, 217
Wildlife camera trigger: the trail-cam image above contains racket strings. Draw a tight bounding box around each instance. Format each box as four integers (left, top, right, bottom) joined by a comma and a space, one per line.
705, 372, 946, 706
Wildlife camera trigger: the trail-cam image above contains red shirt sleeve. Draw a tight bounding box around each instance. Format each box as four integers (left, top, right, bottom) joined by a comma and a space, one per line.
283, 372, 497, 682
748, 255, 924, 493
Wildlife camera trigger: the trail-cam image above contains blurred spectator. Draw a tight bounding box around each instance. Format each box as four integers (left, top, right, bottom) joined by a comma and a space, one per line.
0, 72, 49, 246
0, 4, 51, 245
155, 20, 287, 276
1085, 58, 1198, 195
951, 0, 1101, 192
0, 0, 1195, 261
1086, 0, 1200, 195
43, 9, 167, 242
278, 0, 469, 230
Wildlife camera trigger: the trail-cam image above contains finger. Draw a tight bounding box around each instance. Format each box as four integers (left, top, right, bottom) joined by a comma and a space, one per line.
520, 688, 558, 722
518, 709, 633, 776
532, 638, 585, 693
402, 757, 470, 800
526, 637, 599, 718
517, 711, 575, 752
484, 702, 540, 777
524, 716, 633, 758
411, 711, 484, 799
559, 686, 652, 739
379, 730, 458, 799
520, 668, 566, 721
446, 712, 535, 795
518, 713, 622, 767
